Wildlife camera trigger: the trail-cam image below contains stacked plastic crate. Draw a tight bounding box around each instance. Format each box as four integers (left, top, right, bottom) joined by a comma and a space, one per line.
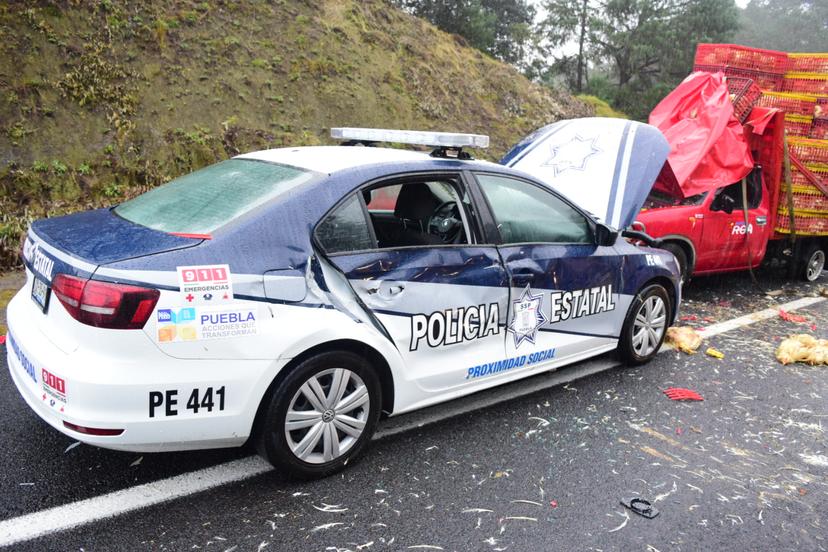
776, 138, 828, 235
784, 53, 828, 139
693, 44, 828, 236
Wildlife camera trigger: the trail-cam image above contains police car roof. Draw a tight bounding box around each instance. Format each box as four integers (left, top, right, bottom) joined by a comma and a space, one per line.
236, 146, 489, 175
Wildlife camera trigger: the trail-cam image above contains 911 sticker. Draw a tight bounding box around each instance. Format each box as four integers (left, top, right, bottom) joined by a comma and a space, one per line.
177, 264, 234, 305
41, 368, 67, 413
149, 386, 226, 417
156, 306, 258, 343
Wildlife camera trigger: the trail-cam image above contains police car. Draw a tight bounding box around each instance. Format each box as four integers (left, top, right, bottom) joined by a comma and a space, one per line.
6, 120, 680, 478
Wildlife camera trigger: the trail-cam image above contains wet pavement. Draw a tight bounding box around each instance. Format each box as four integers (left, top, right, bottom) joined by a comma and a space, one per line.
1, 266, 827, 551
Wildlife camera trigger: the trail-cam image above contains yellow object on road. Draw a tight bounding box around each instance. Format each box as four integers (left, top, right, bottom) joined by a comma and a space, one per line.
705, 347, 724, 359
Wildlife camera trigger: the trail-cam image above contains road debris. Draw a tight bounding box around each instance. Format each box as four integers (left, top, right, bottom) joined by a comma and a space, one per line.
705, 347, 724, 359
63, 441, 80, 454
779, 309, 808, 323
607, 510, 630, 533
775, 334, 828, 365
313, 503, 348, 513
663, 387, 704, 401
621, 497, 660, 519
666, 327, 703, 354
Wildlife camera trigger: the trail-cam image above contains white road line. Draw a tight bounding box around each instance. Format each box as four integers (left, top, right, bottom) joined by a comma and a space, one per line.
698, 296, 825, 338
0, 456, 272, 547
0, 294, 824, 547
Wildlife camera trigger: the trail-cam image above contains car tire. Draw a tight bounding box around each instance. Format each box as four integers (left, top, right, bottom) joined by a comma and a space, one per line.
618, 284, 671, 366
255, 350, 381, 479
661, 242, 689, 284
800, 244, 825, 282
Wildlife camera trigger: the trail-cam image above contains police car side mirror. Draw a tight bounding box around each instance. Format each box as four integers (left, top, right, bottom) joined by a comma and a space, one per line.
595, 223, 618, 247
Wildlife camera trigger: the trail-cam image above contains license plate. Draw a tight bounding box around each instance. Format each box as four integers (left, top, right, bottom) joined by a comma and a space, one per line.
31, 277, 51, 313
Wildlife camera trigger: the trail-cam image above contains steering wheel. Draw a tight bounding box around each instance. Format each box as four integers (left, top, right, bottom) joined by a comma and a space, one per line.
427, 201, 464, 243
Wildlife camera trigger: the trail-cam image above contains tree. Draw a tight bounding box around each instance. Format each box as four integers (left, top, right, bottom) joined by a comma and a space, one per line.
540, 0, 592, 91
540, 0, 739, 119
736, 0, 828, 52
393, 0, 536, 65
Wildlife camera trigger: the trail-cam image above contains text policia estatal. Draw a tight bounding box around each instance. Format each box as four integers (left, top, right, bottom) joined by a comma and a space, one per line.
408, 284, 615, 351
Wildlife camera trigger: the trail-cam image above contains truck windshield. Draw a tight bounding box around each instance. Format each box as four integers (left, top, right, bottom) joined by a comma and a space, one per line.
643, 190, 707, 209
115, 159, 316, 234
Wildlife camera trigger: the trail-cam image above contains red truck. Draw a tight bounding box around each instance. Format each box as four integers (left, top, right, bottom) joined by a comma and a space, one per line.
634, 69, 828, 283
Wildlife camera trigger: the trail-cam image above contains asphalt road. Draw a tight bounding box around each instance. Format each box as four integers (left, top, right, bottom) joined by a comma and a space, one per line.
1, 267, 827, 551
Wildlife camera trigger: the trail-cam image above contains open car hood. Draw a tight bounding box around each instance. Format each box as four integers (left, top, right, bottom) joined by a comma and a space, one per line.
501, 117, 670, 230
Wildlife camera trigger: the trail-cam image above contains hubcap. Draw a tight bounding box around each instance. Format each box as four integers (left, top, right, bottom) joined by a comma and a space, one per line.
284, 368, 369, 464
632, 295, 667, 357
806, 250, 825, 282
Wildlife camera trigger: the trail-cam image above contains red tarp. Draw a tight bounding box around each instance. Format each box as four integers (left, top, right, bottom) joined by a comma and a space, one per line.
649, 72, 754, 198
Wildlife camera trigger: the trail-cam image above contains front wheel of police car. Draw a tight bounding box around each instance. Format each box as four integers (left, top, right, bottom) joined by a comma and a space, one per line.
618, 284, 671, 366
255, 351, 382, 479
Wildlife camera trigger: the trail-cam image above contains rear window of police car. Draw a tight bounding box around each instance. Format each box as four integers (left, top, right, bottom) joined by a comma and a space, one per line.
115, 159, 316, 234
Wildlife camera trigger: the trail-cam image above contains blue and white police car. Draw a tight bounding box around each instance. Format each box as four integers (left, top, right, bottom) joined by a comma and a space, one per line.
6, 120, 680, 478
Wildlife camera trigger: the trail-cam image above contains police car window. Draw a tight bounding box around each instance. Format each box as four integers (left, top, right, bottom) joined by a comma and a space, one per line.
364, 180, 469, 248
115, 159, 316, 234
477, 174, 592, 244
316, 195, 375, 254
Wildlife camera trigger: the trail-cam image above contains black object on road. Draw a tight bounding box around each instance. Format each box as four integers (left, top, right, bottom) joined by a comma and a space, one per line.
621, 497, 660, 519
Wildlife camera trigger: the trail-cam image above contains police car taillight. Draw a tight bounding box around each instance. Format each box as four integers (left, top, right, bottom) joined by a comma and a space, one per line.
52, 274, 160, 330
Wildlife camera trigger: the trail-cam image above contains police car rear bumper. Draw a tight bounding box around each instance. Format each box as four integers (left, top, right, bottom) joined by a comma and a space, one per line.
5, 289, 276, 453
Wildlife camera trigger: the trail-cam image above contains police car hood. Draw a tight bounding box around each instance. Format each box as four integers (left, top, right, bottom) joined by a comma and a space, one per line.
501, 118, 670, 229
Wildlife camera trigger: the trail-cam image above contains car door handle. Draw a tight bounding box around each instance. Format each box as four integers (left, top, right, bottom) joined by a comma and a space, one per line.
384, 284, 404, 296
756, 216, 767, 226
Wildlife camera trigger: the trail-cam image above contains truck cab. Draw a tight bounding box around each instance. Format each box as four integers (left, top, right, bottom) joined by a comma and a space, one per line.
636, 166, 771, 279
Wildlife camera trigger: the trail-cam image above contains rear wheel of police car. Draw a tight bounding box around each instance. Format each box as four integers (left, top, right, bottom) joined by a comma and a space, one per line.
618, 284, 671, 366
256, 351, 381, 479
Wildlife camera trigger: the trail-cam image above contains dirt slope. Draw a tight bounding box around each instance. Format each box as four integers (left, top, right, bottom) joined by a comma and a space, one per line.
0, 0, 591, 269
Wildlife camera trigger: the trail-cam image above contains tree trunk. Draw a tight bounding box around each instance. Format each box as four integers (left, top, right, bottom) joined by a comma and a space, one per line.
576, 0, 588, 92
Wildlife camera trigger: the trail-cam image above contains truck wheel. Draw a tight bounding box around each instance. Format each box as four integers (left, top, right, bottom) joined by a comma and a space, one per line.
255, 350, 381, 479
661, 243, 689, 284
801, 245, 825, 282
618, 284, 670, 366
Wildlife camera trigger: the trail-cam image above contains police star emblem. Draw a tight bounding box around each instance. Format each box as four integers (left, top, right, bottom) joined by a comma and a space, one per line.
543, 134, 602, 176
508, 285, 547, 348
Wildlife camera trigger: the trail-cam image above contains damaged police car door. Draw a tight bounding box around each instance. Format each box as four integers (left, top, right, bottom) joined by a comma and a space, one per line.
315, 174, 510, 392
474, 173, 622, 363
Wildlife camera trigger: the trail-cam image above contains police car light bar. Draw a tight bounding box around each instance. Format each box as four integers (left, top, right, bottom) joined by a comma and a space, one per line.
331, 128, 489, 149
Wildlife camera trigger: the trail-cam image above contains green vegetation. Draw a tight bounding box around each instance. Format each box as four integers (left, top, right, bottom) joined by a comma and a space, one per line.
575, 95, 628, 119
0, 0, 591, 270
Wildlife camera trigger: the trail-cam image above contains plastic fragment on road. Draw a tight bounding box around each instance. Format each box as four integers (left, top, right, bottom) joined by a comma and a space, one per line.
666, 326, 702, 354
663, 387, 704, 401
776, 334, 828, 365
620, 497, 660, 519
705, 347, 725, 359
779, 309, 808, 323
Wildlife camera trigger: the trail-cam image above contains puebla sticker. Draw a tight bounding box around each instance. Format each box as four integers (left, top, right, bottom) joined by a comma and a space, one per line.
156, 306, 258, 343
177, 265, 234, 305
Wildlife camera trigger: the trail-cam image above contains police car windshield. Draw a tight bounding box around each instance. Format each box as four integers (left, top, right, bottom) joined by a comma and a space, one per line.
115, 159, 316, 234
